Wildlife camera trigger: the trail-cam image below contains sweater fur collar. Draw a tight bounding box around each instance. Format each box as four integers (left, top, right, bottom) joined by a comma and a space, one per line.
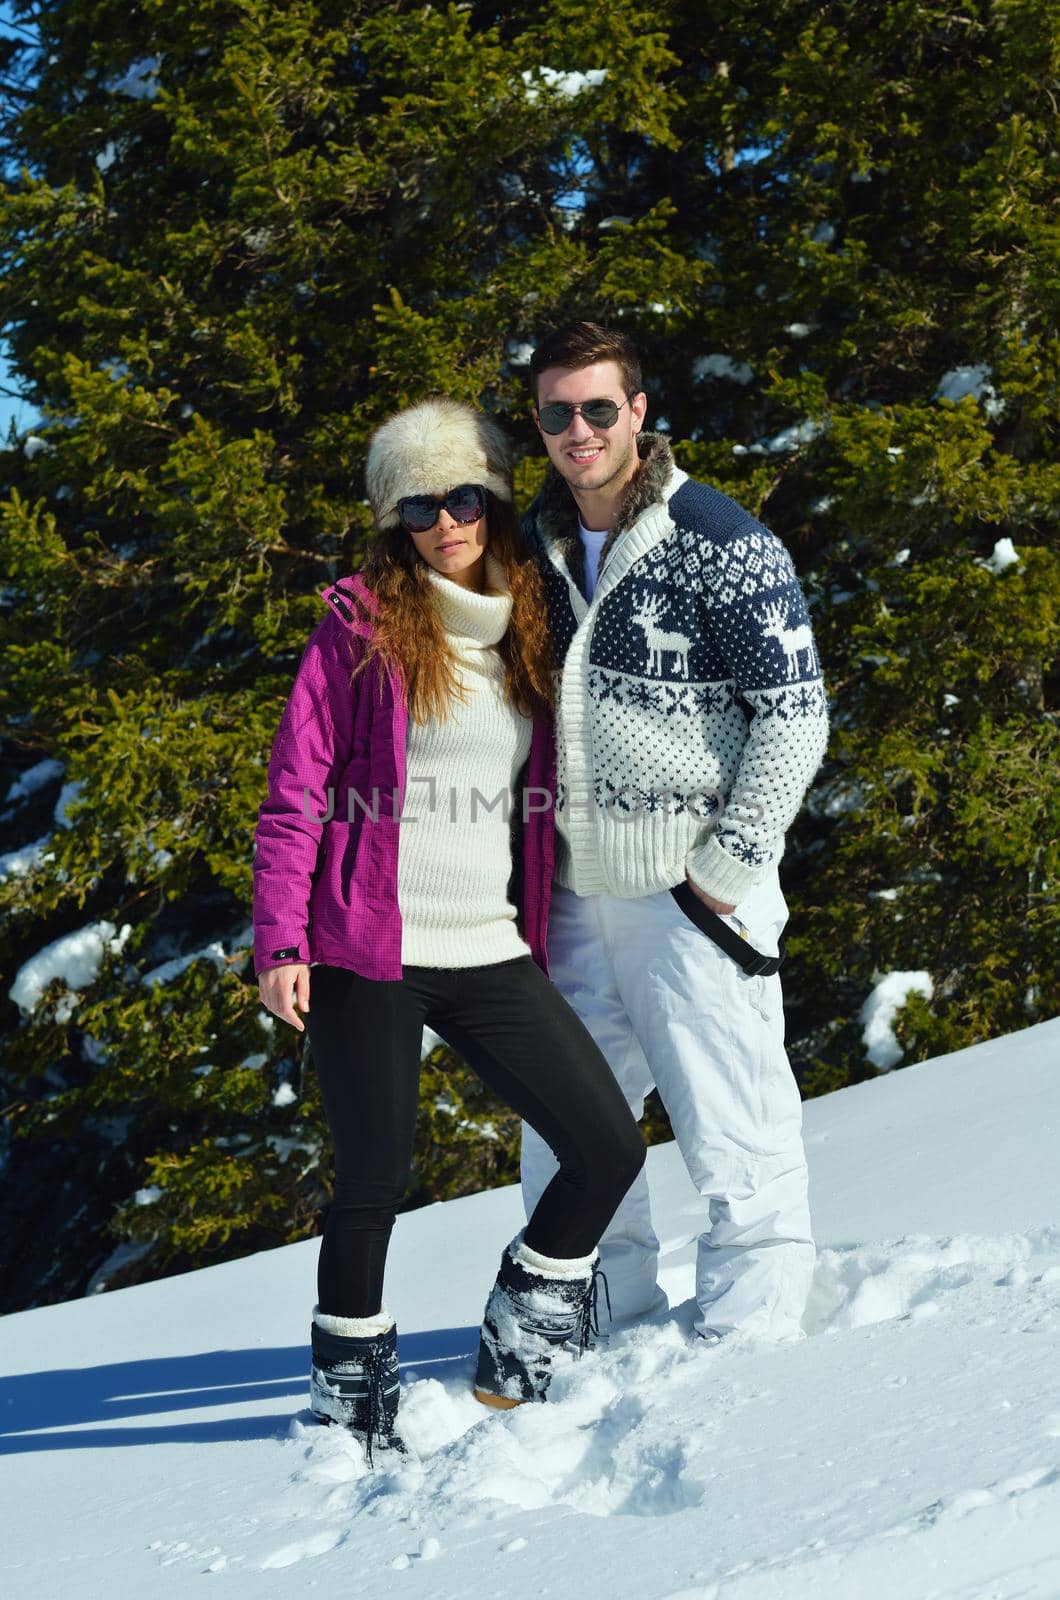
531, 432, 674, 596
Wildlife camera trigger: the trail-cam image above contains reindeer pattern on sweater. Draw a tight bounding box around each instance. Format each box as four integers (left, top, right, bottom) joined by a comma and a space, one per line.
525, 435, 829, 903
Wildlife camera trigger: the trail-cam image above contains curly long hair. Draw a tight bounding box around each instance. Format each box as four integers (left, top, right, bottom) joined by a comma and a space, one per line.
354, 494, 554, 724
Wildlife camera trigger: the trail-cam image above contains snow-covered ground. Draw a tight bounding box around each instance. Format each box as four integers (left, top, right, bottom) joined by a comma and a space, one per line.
2, 1017, 1059, 1599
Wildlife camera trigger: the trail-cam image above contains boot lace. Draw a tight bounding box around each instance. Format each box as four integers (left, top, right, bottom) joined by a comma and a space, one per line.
573, 1261, 612, 1355
360, 1341, 390, 1469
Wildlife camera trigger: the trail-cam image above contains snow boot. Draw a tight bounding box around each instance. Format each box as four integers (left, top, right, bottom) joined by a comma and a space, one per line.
473, 1234, 609, 1408
309, 1306, 406, 1466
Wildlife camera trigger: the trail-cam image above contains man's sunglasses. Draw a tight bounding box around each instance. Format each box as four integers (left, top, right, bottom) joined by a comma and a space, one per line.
396, 483, 487, 534
537, 397, 631, 435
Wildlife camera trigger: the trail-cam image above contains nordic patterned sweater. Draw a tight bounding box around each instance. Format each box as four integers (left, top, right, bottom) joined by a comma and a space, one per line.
524, 433, 829, 906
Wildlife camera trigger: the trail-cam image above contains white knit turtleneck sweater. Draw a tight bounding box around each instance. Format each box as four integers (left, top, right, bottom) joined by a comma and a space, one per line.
397, 555, 534, 968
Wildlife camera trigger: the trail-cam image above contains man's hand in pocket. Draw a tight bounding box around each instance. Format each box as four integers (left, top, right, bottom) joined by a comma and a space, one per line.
685, 874, 736, 916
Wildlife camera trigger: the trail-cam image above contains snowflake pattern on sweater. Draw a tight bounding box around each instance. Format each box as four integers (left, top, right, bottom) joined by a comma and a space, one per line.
527, 441, 829, 901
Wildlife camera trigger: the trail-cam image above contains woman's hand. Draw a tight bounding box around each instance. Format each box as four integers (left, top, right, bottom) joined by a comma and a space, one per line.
258, 963, 311, 1032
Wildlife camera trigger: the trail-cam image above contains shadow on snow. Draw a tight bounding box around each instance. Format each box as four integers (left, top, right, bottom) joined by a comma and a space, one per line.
0, 1325, 478, 1452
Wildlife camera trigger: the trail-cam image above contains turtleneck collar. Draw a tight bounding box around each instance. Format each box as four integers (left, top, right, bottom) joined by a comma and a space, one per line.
425, 553, 511, 648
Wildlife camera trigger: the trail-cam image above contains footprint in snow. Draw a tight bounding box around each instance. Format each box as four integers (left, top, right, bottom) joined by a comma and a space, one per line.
259, 1526, 346, 1569
804, 1227, 1060, 1334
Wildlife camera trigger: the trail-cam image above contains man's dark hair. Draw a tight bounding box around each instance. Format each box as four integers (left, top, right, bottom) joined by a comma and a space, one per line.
529, 321, 643, 404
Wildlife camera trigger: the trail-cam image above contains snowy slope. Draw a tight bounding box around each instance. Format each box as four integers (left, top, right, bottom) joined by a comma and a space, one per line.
2, 1017, 1059, 1600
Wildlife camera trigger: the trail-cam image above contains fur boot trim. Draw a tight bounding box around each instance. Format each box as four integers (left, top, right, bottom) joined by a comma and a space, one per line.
366, 398, 513, 529
312, 1304, 394, 1340
511, 1233, 596, 1280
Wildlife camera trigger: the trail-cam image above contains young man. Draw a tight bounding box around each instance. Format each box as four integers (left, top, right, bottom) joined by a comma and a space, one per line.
519, 321, 829, 1343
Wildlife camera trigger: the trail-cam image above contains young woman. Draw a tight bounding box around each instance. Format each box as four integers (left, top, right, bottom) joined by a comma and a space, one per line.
252, 398, 644, 1465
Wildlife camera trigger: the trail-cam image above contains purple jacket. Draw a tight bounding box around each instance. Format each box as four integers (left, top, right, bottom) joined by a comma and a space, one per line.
252, 573, 556, 980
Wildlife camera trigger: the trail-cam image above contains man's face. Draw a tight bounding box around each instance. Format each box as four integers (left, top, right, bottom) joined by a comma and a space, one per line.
533, 360, 647, 495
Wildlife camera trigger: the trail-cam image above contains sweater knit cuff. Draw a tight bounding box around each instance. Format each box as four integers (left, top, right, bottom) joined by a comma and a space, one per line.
685, 832, 765, 907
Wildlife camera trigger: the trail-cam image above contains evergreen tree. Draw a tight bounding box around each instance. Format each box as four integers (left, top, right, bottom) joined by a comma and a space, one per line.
1, 0, 1056, 1307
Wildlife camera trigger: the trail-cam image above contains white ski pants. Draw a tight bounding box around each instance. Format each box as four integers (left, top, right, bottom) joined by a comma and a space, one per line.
521, 874, 814, 1341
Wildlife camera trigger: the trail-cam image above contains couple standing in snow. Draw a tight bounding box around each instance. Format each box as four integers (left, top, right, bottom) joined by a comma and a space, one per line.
253, 321, 828, 1463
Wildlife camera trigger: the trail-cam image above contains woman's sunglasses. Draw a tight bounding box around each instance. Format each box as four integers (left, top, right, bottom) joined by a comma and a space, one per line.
396, 483, 487, 534
536, 397, 631, 435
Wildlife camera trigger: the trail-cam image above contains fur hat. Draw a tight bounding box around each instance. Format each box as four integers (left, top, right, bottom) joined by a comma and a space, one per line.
365, 397, 513, 530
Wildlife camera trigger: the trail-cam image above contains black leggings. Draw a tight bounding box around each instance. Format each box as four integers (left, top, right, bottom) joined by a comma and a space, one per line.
307, 956, 645, 1318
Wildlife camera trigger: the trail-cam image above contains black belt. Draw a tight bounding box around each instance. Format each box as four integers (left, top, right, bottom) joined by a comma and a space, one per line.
669, 882, 786, 977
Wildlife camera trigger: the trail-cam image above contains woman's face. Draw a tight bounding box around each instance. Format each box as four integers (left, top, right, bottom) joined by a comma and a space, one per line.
407, 493, 489, 590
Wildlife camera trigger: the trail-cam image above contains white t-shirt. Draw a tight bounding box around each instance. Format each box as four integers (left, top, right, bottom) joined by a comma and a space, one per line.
578, 521, 609, 601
